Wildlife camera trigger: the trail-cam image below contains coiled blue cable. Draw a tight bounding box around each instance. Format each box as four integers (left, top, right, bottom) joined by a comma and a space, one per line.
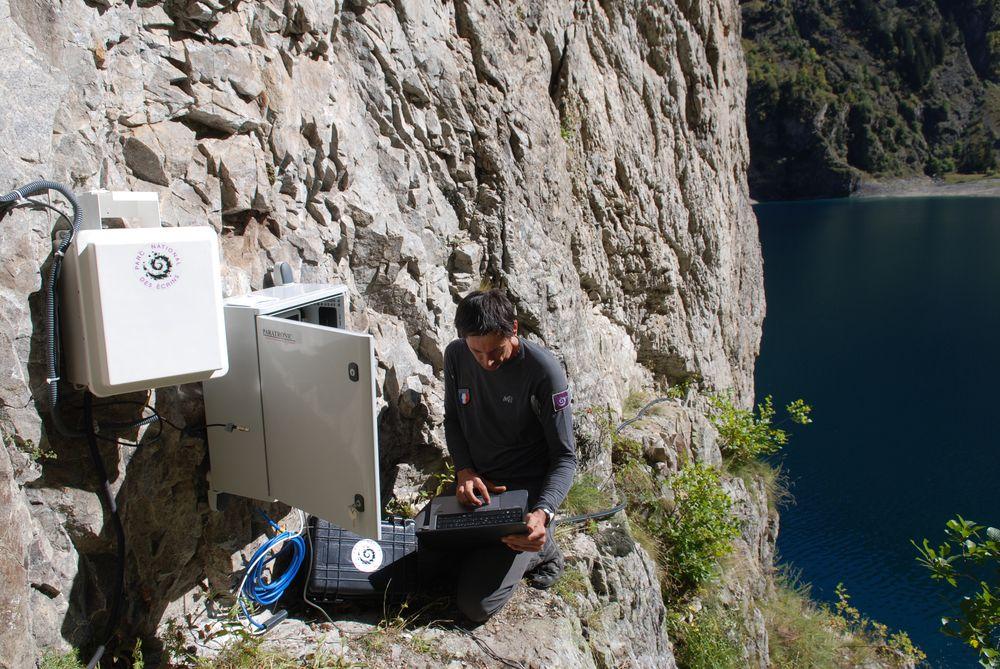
238, 509, 306, 631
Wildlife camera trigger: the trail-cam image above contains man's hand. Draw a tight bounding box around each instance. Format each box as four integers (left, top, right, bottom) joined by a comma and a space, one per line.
455, 468, 506, 507
502, 509, 548, 553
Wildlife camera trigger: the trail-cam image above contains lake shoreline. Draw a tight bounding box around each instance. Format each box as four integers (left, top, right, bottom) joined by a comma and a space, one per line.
853, 175, 1000, 199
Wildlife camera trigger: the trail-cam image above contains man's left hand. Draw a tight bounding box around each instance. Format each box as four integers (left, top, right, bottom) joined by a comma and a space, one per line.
501, 509, 548, 552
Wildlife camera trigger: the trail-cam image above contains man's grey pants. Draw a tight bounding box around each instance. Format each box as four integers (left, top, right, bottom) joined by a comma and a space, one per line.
423, 529, 557, 623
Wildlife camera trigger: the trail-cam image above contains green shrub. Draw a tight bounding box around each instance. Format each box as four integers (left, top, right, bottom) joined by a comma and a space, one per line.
611, 432, 643, 469
652, 463, 740, 594
707, 393, 811, 465
384, 458, 456, 519
614, 455, 657, 498
592, 405, 644, 468
599, 398, 740, 599
925, 153, 956, 176
915, 516, 1000, 667
559, 113, 576, 140
622, 390, 650, 415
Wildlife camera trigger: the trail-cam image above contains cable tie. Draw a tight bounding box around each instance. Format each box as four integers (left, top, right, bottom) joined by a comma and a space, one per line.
54, 249, 65, 257
45, 376, 60, 384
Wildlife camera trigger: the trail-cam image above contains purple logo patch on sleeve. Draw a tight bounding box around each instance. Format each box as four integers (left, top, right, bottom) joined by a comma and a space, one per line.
552, 389, 570, 412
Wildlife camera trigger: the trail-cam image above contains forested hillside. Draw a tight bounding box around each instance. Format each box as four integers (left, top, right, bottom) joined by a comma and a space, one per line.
743, 0, 1000, 200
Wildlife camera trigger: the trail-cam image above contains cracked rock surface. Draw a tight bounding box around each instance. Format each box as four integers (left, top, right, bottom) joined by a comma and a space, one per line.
0, 0, 762, 666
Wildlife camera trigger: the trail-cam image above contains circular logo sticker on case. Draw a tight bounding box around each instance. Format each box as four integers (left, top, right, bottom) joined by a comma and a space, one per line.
133, 243, 181, 289
351, 539, 383, 573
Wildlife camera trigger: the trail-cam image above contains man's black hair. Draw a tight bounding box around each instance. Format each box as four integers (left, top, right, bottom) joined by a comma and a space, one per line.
455, 289, 516, 337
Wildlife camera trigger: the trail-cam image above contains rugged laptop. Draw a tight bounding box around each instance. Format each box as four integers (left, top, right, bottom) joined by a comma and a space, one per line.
415, 489, 530, 549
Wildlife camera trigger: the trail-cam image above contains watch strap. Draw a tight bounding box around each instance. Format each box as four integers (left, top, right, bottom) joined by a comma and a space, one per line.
532, 505, 555, 526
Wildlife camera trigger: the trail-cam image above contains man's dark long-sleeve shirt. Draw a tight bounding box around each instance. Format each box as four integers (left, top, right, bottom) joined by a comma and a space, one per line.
443, 338, 576, 512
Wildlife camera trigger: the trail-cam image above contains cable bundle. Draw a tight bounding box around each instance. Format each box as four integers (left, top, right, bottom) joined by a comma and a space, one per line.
236, 509, 307, 632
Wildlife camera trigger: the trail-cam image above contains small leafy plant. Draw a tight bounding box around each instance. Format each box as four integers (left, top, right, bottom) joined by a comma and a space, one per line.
831, 583, 925, 665
707, 393, 812, 465
915, 516, 1000, 667
384, 458, 456, 519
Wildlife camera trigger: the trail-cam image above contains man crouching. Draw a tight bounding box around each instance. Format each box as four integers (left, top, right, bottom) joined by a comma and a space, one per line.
441, 288, 577, 623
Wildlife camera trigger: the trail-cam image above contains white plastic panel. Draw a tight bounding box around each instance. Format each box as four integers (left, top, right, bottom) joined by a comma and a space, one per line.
79, 190, 161, 231
256, 316, 381, 539
65, 226, 227, 396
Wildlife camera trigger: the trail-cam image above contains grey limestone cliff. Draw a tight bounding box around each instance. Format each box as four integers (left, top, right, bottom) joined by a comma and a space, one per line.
0, 0, 764, 666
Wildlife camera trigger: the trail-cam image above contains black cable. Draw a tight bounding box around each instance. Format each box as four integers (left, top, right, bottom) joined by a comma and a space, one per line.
0, 180, 83, 438
0, 197, 71, 224
182, 422, 246, 437
75, 400, 167, 444
614, 396, 675, 435
555, 502, 626, 528
74, 396, 240, 444
90, 402, 233, 437
92, 417, 165, 449
566, 396, 677, 527
96, 414, 160, 430
85, 399, 214, 439
83, 393, 126, 669
458, 629, 527, 669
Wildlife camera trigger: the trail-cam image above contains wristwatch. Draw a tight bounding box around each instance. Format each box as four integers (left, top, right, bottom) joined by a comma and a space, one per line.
533, 505, 555, 526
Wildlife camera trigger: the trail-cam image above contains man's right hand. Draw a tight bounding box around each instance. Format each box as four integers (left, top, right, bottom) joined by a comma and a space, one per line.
455, 468, 506, 507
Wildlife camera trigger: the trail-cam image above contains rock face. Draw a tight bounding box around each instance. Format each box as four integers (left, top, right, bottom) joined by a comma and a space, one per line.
743, 0, 1000, 201
0, 0, 763, 666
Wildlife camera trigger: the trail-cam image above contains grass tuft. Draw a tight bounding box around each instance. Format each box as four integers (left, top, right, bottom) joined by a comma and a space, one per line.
764, 569, 924, 668
622, 391, 650, 416
726, 459, 791, 513
194, 636, 297, 669
551, 565, 590, 602
764, 576, 848, 669
39, 650, 84, 669
562, 474, 612, 516
669, 603, 745, 669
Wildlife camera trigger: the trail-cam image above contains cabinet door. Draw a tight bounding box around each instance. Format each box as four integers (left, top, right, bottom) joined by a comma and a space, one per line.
256, 315, 381, 539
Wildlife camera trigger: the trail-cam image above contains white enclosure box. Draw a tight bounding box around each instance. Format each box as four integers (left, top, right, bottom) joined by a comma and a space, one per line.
202, 284, 382, 540
60, 192, 228, 396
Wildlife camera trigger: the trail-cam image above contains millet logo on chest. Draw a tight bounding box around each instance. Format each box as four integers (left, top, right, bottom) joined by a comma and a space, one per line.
458, 388, 471, 405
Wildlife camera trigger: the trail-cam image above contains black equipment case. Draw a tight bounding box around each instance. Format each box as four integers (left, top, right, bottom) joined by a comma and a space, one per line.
305, 516, 418, 602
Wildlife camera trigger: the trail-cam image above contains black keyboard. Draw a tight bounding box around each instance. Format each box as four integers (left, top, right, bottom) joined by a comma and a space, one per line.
435, 508, 525, 530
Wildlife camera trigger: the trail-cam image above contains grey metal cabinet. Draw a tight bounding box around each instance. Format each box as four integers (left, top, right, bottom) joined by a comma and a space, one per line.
202, 284, 381, 539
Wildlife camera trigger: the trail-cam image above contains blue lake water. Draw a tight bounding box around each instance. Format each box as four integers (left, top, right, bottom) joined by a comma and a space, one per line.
754, 196, 1000, 668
